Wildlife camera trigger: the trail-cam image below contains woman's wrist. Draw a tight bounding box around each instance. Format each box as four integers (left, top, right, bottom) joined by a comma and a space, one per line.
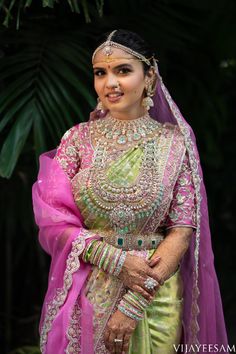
149, 228, 192, 281
118, 290, 151, 321
151, 257, 178, 282
118, 301, 143, 321
82, 239, 127, 277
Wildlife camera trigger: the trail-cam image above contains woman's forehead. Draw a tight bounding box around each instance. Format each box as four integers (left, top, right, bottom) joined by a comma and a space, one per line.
92, 47, 137, 67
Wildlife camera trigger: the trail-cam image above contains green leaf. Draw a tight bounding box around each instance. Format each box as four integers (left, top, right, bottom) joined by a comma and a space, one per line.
33, 107, 47, 158
24, 0, 33, 7
0, 91, 32, 132
0, 28, 98, 177
81, 0, 91, 22
42, 0, 54, 8
45, 51, 95, 106
8, 346, 40, 354
0, 101, 34, 178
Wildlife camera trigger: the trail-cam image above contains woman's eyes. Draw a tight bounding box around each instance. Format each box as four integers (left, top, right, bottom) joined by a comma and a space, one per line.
94, 70, 106, 76
117, 68, 132, 74
94, 68, 132, 76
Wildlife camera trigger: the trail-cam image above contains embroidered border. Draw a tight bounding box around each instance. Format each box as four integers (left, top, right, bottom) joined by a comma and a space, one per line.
95, 281, 125, 354
40, 235, 85, 353
159, 78, 202, 344
66, 301, 82, 354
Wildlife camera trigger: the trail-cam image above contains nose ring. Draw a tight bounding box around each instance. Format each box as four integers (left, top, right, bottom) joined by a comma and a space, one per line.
114, 82, 121, 90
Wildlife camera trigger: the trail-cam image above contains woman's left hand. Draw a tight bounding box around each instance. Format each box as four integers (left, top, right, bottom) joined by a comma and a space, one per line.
104, 309, 137, 353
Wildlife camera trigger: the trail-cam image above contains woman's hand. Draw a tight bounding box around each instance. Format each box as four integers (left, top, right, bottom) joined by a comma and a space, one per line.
118, 254, 161, 300
104, 309, 137, 353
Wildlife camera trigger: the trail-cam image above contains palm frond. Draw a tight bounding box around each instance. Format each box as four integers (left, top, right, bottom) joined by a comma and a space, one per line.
0, 0, 104, 28
8, 345, 40, 354
0, 29, 96, 178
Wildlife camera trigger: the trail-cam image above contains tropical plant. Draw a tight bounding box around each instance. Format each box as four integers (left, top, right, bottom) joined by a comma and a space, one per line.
8, 346, 40, 354
0, 25, 96, 178
0, 0, 104, 28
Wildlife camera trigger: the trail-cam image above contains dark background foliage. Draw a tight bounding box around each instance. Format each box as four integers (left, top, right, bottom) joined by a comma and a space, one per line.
0, 0, 235, 353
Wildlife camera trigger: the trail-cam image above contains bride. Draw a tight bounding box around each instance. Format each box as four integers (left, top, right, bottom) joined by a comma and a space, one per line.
33, 29, 228, 354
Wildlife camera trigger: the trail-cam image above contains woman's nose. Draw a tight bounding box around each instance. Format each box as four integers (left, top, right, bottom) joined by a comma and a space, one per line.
106, 73, 118, 89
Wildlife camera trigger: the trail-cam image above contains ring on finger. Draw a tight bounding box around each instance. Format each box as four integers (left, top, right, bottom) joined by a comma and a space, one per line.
144, 276, 158, 290
114, 338, 123, 354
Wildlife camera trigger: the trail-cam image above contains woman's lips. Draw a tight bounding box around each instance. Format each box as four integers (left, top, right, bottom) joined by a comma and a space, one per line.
106, 92, 124, 103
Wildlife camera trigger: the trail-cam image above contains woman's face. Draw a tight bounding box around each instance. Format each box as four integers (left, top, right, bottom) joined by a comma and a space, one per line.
93, 47, 149, 120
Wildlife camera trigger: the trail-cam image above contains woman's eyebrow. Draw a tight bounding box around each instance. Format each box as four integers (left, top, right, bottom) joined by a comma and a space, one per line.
93, 63, 133, 70
114, 63, 133, 70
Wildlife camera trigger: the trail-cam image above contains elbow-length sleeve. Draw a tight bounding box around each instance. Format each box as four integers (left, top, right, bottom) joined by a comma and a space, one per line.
54, 125, 80, 179
32, 124, 100, 256
164, 152, 197, 230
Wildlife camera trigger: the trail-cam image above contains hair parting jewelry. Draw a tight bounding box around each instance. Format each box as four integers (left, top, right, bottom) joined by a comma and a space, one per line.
92, 29, 157, 68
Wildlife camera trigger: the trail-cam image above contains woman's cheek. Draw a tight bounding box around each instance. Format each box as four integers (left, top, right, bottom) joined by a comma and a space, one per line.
94, 78, 104, 94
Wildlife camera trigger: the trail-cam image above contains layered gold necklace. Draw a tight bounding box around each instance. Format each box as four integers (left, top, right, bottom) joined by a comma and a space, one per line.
90, 113, 159, 149
79, 114, 165, 235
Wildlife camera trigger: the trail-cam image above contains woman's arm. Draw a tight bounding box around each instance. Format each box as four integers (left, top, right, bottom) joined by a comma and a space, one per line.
114, 151, 196, 322
81, 239, 126, 276
149, 226, 193, 281
104, 227, 193, 353
54, 125, 81, 178
81, 239, 161, 300
150, 149, 196, 279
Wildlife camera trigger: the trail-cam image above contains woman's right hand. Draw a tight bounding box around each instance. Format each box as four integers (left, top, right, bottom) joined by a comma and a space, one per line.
118, 254, 161, 300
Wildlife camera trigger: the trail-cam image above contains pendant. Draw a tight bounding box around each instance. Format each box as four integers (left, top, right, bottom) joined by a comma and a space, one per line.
117, 135, 127, 144
109, 204, 136, 234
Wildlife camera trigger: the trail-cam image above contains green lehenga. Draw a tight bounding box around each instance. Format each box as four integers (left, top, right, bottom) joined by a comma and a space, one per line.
128, 267, 183, 354
85, 255, 183, 354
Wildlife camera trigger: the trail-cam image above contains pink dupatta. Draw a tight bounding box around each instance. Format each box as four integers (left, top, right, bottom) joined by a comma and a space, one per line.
32, 151, 97, 354
150, 69, 228, 352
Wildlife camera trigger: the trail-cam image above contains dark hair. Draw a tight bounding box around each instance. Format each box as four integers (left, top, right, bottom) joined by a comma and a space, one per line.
95, 29, 156, 74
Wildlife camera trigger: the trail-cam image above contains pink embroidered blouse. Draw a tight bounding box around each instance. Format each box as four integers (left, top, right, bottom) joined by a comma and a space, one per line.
55, 122, 196, 232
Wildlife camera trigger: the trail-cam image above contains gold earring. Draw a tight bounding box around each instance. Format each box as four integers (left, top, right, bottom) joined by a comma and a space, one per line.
97, 97, 105, 112
142, 82, 154, 111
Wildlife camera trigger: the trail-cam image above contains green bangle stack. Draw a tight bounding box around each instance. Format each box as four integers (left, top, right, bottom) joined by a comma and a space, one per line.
82, 240, 127, 277
118, 290, 150, 321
